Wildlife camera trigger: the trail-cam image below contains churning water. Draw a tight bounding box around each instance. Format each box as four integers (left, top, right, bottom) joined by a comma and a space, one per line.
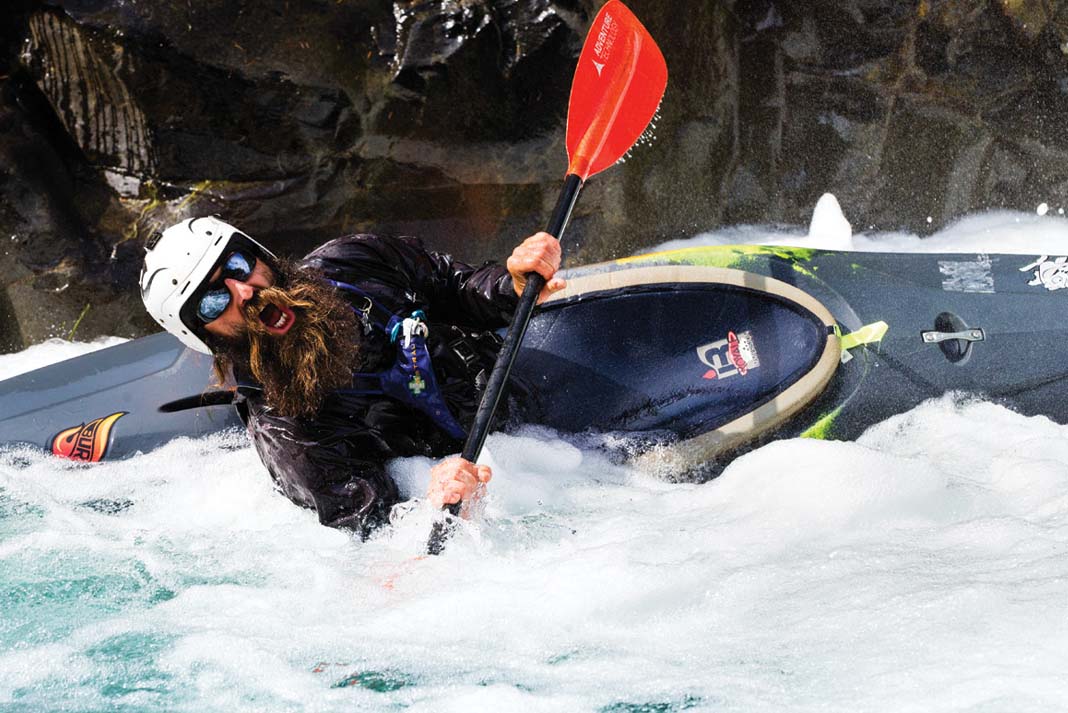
3, 203, 1068, 712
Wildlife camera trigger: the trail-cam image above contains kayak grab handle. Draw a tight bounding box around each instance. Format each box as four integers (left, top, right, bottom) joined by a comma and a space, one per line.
920, 328, 985, 344
921, 311, 985, 366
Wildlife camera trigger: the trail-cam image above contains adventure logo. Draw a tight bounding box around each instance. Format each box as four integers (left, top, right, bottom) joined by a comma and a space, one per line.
591, 9, 618, 75
51, 412, 126, 462
696, 331, 761, 380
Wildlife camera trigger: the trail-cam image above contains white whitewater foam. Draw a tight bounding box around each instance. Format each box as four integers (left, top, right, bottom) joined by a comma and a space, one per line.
806, 192, 853, 251
4, 207, 1068, 711
4, 399, 1068, 711
649, 200, 1068, 256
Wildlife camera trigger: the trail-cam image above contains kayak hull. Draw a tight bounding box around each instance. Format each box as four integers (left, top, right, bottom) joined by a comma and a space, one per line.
3, 245, 1066, 469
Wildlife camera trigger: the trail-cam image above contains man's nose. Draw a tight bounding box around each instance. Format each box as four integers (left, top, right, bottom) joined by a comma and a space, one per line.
226, 278, 256, 307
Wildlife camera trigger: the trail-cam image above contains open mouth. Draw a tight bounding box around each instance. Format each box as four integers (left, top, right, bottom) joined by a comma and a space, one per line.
258, 303, 296, 335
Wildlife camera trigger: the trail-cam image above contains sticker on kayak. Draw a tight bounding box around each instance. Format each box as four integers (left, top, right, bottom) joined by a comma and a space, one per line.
51, 412, 127, 462
697, 331, 760, 380
1020, 255, 1068, 291
939, 255, 993, 294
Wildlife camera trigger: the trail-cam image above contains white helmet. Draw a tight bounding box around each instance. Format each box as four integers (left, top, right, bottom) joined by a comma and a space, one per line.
139, 216, 276, 354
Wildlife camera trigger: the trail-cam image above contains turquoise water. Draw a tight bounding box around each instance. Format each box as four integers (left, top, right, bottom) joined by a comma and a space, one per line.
0, 434, 429, 712
1, 429, 713, 712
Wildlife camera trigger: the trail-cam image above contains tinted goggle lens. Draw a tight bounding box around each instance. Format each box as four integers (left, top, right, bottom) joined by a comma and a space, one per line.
196, 288, 231, 322
195, 251, 256, 323
221, 250, 255, 281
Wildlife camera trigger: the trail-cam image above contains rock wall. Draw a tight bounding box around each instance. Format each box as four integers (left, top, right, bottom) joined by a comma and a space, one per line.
2, 0, 1068, 349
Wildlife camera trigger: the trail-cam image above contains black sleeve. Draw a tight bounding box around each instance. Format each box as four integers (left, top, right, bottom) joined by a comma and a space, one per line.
418, 246, 519, 327
304, 234, 519, 328
238, 391, 402, 537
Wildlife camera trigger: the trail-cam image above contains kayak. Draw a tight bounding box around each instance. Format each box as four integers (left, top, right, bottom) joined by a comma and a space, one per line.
2, 245, 1066, 471
523, 245, 1068, 472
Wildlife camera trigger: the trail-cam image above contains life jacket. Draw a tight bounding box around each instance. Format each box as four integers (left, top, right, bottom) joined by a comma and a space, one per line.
326, 279, 468, 440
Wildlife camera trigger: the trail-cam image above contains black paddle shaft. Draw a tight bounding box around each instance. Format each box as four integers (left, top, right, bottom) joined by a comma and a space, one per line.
462, 173, 583, 461
426, 173, 583, 554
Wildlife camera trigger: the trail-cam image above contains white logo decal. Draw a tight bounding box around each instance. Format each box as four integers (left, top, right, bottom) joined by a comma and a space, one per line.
1020, 255, 1068, 291
696, 331, 760, 381
592, 60, 605, 76
593, 12, 618, 60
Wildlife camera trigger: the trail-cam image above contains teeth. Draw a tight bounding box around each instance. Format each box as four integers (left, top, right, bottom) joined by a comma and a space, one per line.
273, 312, 287, 329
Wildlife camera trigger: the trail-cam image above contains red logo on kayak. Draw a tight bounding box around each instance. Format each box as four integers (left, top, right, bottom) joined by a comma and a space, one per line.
51, 412, 126, 462
697, 331, 761, 380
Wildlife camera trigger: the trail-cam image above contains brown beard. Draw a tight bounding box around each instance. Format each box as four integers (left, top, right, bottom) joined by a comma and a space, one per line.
210, 260, 361, 418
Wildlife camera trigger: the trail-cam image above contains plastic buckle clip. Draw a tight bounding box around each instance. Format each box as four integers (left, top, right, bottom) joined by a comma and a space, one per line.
449, 337, 479, 370
392, 310, 429, 348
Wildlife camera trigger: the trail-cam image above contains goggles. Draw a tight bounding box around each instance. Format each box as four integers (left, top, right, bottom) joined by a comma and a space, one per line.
192, 249, 258, 323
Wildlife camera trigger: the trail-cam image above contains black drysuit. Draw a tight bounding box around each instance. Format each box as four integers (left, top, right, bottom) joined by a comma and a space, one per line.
231, 234, 518, 536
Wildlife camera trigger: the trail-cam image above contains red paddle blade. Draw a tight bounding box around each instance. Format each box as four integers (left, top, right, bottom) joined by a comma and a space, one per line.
566, 1, 667, 181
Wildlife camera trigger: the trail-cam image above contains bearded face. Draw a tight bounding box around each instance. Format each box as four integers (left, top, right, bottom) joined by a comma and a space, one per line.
210, 260, 361, 418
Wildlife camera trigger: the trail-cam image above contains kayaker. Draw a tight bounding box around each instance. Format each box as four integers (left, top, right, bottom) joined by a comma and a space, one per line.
139, 216, 565, 536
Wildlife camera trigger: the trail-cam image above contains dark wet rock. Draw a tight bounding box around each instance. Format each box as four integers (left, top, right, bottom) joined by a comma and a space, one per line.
3, 0, 1068, 349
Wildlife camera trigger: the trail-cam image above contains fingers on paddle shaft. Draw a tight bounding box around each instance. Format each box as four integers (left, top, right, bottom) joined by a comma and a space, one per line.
566, 1, 668, 180
428, 457, 489, 507
520, 272, 546, 311
508, 233, 564, 302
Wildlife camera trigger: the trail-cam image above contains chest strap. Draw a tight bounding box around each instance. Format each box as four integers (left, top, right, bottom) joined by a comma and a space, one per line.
326, 278, 467, 440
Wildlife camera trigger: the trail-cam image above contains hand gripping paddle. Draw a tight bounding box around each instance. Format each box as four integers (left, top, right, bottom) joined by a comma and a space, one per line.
426, 1, 667, 555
